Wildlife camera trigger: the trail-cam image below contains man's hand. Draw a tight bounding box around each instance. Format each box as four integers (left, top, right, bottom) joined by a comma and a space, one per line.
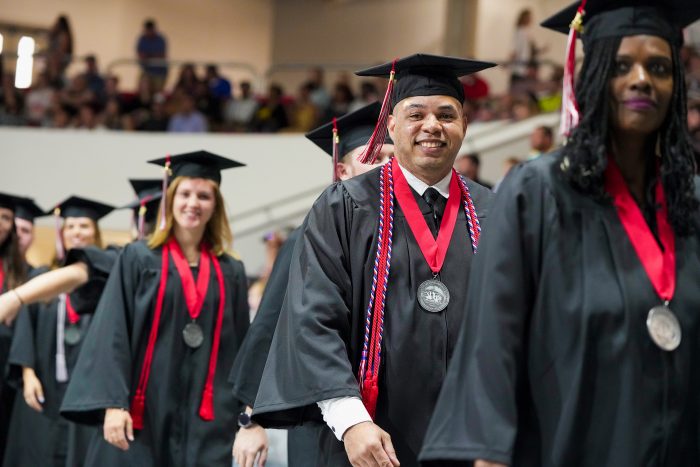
232, 423, 268, 467
103, 408, 134, 451
475, 460, 507, 467
343, 421, 400, 467
0, 290, 23, 325
22, 367, 44, 412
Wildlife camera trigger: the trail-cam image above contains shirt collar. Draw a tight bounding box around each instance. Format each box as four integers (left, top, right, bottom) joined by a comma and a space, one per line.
397, 162, 452, 198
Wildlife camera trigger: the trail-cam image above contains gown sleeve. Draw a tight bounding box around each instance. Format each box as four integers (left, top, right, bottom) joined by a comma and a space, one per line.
252, 184, 361, 428
228, 228, 300, 407
60, 243, 143, 425
419, 162, 551, 465
5, 303, 38, 386
65, 245, 121, 315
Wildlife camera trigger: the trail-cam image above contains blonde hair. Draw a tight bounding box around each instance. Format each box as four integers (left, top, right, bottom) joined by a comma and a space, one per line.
148, 176, 233, 256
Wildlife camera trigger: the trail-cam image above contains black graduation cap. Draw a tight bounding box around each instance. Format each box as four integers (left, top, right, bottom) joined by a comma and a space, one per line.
15, 197, 45, 223
148, 150, 245, 186
541, 0, 700, 50
356, 54, 497, 108
0, 192, 25, 213
305, 102, 392, 159
353, 54, 496, 165
52, 196, 115, 221
129, 179, 162, 200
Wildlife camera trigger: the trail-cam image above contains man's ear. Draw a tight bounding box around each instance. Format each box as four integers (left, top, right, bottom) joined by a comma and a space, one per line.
336, 162, 350, 181
387, 112, 396, 140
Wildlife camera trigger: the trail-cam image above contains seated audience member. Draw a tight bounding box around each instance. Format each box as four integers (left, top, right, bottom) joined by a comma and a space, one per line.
205, 64, 232, 100
83, 55, 105, 102
75, 103, 104, 130
348, 81, 380, 112
529, 125, 554, 159
175, 62, 200, 96
0, 75, 25, 126
454, 153, 493, 189
250, 84, 289, 133
24, 72, 56, 126
223, 81, 258, 131
461, 73, 490, 103
60, 74, 96, 114
288, 82, 319, 132
137, 93, 169, 132
167, 93, 207, 133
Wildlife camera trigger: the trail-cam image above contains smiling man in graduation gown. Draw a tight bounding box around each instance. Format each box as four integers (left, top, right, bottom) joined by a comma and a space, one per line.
251, 54, 496, 467
229, 102, 394, 466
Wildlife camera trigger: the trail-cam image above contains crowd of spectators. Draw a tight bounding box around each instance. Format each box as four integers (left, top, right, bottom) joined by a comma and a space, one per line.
1, 14, 699, 141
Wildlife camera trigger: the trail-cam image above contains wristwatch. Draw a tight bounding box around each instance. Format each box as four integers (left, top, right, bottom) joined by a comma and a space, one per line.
237, 412, 253, 429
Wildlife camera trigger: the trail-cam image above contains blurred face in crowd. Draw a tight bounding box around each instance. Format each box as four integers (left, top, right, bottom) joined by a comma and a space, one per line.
454, 156, 478, 180
388, 95, 467, 182
15, 218, 34, 255
609, 35, 673, 137
530, 127, 553, 152
172, 177, 216, 232
0, 208, 13, 245
337, 144, 395, 180
62, 217, 97, 249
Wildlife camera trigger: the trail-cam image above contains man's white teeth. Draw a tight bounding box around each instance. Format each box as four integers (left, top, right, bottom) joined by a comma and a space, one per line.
419, 141, 444, 148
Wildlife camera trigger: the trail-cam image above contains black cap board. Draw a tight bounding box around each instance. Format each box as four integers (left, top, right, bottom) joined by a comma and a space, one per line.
0, 192, 25, 213
52, 196, 114, 221
541, 0, 700, 51
148, 150, 245, 185
15, 197, 45, 223
305, 102, 393, 158
355, 53, 497, 108
123, 179, 163, 224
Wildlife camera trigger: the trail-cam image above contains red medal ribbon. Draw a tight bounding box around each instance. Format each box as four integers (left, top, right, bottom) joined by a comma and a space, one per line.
604, 158, 676, 302
130, 237, 226, 429
65, 295, 80, 324
391, 157, 461, 274
0, 258, 4, 293
169, 239, 211, 321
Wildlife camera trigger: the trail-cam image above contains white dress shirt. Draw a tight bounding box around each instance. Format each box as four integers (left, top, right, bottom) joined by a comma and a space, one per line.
317, 163, 453, 441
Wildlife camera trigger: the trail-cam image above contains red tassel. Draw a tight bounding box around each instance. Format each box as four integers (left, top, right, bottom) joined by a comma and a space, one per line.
361, 377, 379, 420
54, 207, 64, 261
130, 393, 145, 430
357, 59, 397, 165
198, 387, 215, 421
560, 2, 586, 137
332, 117, 340, 182
158, 155, 171, 231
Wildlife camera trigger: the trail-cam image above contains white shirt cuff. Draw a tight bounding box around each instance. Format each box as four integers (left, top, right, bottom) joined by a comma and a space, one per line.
317, 396, 372, 441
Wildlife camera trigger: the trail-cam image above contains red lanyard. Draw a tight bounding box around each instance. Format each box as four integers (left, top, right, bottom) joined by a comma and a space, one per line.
391, 158, 461, 274
65, 295, 80, 324
169, 239, 211, 321
130, 237, 226, 429
604, 158, 676, 302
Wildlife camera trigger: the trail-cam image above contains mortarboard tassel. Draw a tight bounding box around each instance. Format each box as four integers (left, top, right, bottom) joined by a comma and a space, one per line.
138, 201, 147, 240
158, 155, 171, 231
357, 59, 396, 165
54, 207, 64, 261
560, 1, 586, 137
332, 117, 340, 182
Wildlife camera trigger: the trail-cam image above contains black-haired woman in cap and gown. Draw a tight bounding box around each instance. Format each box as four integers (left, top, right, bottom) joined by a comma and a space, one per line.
60, 152, 255, 467
419, 1, 700, 466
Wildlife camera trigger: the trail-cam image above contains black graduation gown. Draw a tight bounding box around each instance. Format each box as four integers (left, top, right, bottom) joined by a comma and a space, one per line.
60, 241, 250, 467
228, 227, 319, 465
65, 246, 121, 315
4, 266, 95, 467
252, 166, 493, 467
419, 153, 700, 466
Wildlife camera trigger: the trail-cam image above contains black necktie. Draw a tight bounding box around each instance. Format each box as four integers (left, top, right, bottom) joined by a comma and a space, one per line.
422, 187, 446, 235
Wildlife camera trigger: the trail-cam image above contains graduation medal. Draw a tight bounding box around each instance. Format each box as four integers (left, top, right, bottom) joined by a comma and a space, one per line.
182, 321, 204, 348
646, 304, 681, 351
418, 277, 450, 313
64, 323, 82, 345
605, 159, 679, 352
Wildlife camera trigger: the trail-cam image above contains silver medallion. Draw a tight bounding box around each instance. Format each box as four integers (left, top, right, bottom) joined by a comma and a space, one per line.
64, 324, 82, 346
646, 305, 681, 351
418, 279, 450, 313
182, 322, 204, 349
